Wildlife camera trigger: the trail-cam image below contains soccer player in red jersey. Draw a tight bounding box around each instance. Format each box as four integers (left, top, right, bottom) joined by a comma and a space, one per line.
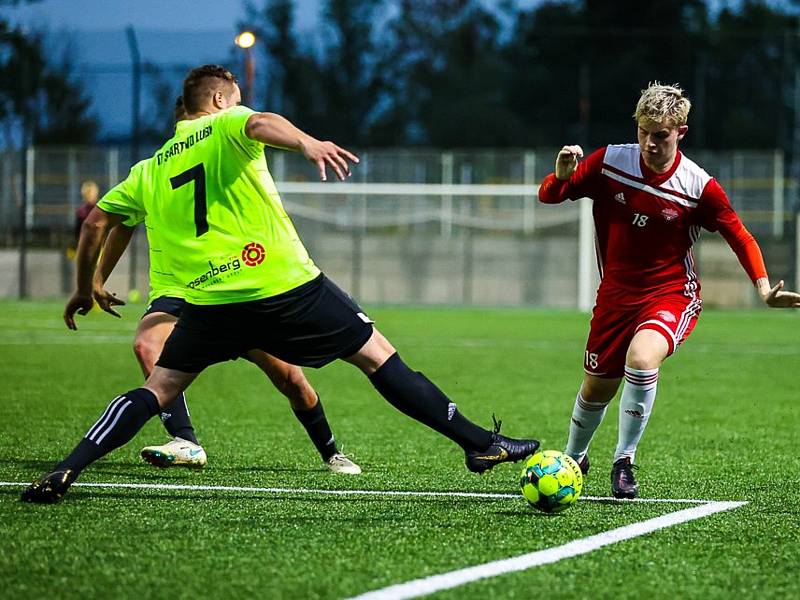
538, 82, 800, 498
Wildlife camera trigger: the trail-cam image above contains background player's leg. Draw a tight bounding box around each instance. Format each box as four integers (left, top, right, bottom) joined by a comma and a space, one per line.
22, 367, 198, 503
246, 350, 360, 473
565, 374, 620, 466
134, 312, 199, 445
614, 329, 669, 463
345, 329, 538, 473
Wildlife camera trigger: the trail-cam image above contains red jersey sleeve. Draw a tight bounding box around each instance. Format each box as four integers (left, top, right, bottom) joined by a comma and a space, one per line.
697, 179, 767, 283
538, 147, 606, 204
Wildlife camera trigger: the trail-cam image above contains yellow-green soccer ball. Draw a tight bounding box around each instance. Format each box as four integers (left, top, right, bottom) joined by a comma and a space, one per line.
519, 450, 583, 513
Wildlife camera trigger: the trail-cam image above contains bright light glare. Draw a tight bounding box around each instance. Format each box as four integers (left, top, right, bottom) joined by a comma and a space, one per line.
235, 31, 256, 49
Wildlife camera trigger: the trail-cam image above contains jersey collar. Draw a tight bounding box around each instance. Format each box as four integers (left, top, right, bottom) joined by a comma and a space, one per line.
639, 150, 682, 185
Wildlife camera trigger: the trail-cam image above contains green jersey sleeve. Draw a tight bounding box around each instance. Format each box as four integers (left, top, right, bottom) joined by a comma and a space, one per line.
97, 164, 146, 227
217, 105, 264, 160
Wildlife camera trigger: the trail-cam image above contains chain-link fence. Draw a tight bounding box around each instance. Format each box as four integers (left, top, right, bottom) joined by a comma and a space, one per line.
1, 146, 796, 308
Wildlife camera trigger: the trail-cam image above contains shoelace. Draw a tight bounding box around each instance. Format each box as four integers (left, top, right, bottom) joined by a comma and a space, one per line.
617, 461, 639, 479
491, 413, 503, 434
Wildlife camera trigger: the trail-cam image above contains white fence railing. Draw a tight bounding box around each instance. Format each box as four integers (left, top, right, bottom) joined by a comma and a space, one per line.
0, 146, 796, 307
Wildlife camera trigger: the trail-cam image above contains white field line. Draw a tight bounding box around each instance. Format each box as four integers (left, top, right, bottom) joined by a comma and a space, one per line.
349, 500, 747, 600
0, 481, 715, 504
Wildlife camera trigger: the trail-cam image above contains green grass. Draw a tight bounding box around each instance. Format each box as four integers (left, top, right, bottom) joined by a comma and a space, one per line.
1, 301, 799, 599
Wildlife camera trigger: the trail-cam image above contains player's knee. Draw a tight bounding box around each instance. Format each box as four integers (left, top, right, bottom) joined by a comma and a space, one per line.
626, 342, 663, 370
133, 336, 161, 372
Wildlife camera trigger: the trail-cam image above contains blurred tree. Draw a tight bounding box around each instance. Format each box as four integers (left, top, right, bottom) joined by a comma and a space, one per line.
138, 63, 180, 142
237, 0, 800, 150
506, 0, 710, 149
316, 0, 383, 144
371, 0, 520, 147
0, 21, 97, 146
707, 1, 797, 150
243, 0, 325, 122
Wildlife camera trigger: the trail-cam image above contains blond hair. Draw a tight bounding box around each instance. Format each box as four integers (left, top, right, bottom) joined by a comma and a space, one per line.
633, 82, 691, 127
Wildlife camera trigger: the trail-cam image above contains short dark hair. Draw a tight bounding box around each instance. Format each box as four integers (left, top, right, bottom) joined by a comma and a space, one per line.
173, 95, 186, 123
182, 64, 238, 114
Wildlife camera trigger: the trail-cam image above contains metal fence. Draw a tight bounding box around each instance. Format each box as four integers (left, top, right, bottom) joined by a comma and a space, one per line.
0, 146, 797, 308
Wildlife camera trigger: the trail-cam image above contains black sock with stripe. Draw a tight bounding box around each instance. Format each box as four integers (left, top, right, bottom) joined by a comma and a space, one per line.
160, 393, 199, 444
368, 353, 493, 451
293, 397, 337, 461
57, 388, 161, 474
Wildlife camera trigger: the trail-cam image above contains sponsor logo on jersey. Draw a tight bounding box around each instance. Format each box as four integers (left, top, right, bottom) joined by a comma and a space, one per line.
242, 242, 266, 266
186, 257, 242, 289
614, 192, 626, 204
657, 310, 677, 323
661, 207, 679, 221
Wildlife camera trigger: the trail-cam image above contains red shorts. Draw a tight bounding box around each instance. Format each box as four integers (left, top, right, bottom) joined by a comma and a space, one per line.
583, 294, 702, 378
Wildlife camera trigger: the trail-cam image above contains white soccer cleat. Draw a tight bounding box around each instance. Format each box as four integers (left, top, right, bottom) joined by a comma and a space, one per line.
140, 437, 207, 469
325, 452, 362, 475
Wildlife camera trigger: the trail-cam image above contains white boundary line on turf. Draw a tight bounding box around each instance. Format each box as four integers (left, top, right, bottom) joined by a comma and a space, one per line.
0, 481, 713, 504
348, 500, 747, 600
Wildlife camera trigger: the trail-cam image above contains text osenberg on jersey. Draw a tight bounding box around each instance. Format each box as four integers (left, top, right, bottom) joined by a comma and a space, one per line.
186, 242, 266, 290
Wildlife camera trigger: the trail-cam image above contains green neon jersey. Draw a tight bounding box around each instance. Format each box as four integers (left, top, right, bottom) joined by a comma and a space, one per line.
97, 106, 320, 305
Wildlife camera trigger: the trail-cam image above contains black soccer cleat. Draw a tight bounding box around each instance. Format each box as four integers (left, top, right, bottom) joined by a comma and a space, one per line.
577, 454, 590, 475
20, 469, 77, 504
611, 457, 639, 499
465, 415, 540, 474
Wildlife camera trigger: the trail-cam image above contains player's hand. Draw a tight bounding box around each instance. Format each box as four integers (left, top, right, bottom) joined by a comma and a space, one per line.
300, 138, 360, 182
555, 145, 583, 180
759, 280, 800, 308
93, 286, 125, 318
63, 292, 95, 330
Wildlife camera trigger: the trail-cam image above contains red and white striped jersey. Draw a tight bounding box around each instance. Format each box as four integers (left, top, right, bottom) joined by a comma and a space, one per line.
539, 144, 767, 307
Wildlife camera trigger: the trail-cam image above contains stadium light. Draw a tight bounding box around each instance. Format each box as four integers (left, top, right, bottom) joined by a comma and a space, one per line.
235, 31, 256, 49
235, 31, 257, 106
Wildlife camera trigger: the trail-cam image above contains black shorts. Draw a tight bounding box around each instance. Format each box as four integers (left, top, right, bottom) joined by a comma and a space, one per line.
143, 296, 186, 319
156, 274, 374, 373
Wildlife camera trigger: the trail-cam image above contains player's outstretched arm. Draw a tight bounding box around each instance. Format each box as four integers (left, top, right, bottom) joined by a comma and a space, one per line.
64, 207, 126, 330
245, 112, 359, 182
91, 224, 133, 318
555, 145, 584, 180
756, 278, 800, 308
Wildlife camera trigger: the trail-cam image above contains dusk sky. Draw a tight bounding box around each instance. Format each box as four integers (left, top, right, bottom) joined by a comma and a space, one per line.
1, 0, 324, 138
2, 0, 321, 33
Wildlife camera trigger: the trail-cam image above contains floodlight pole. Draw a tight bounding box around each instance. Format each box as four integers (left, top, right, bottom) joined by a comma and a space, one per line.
126, 26, 141, 296
18, 54, 30, 300
235, 31, 257, 107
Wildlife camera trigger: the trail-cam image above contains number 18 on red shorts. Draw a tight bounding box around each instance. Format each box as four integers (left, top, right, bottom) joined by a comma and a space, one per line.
583, 294, 702, 379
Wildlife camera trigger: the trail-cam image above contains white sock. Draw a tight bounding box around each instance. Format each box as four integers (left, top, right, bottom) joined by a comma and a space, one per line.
565, 391, 608, 460
614, 366, 659, 463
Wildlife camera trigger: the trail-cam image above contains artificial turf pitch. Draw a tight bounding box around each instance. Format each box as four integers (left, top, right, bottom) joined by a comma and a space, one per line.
1, 301, 798, 599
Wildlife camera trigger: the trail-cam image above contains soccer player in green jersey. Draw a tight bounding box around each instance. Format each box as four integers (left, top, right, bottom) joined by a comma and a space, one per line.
88, 95, 361, 475
22, 65, 540, 503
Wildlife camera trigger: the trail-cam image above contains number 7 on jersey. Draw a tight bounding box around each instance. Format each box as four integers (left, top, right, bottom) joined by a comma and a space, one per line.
170, 163, 208, 237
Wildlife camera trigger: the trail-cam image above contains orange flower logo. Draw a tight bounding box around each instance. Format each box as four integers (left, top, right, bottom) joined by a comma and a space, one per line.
242, 242, 266, 266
